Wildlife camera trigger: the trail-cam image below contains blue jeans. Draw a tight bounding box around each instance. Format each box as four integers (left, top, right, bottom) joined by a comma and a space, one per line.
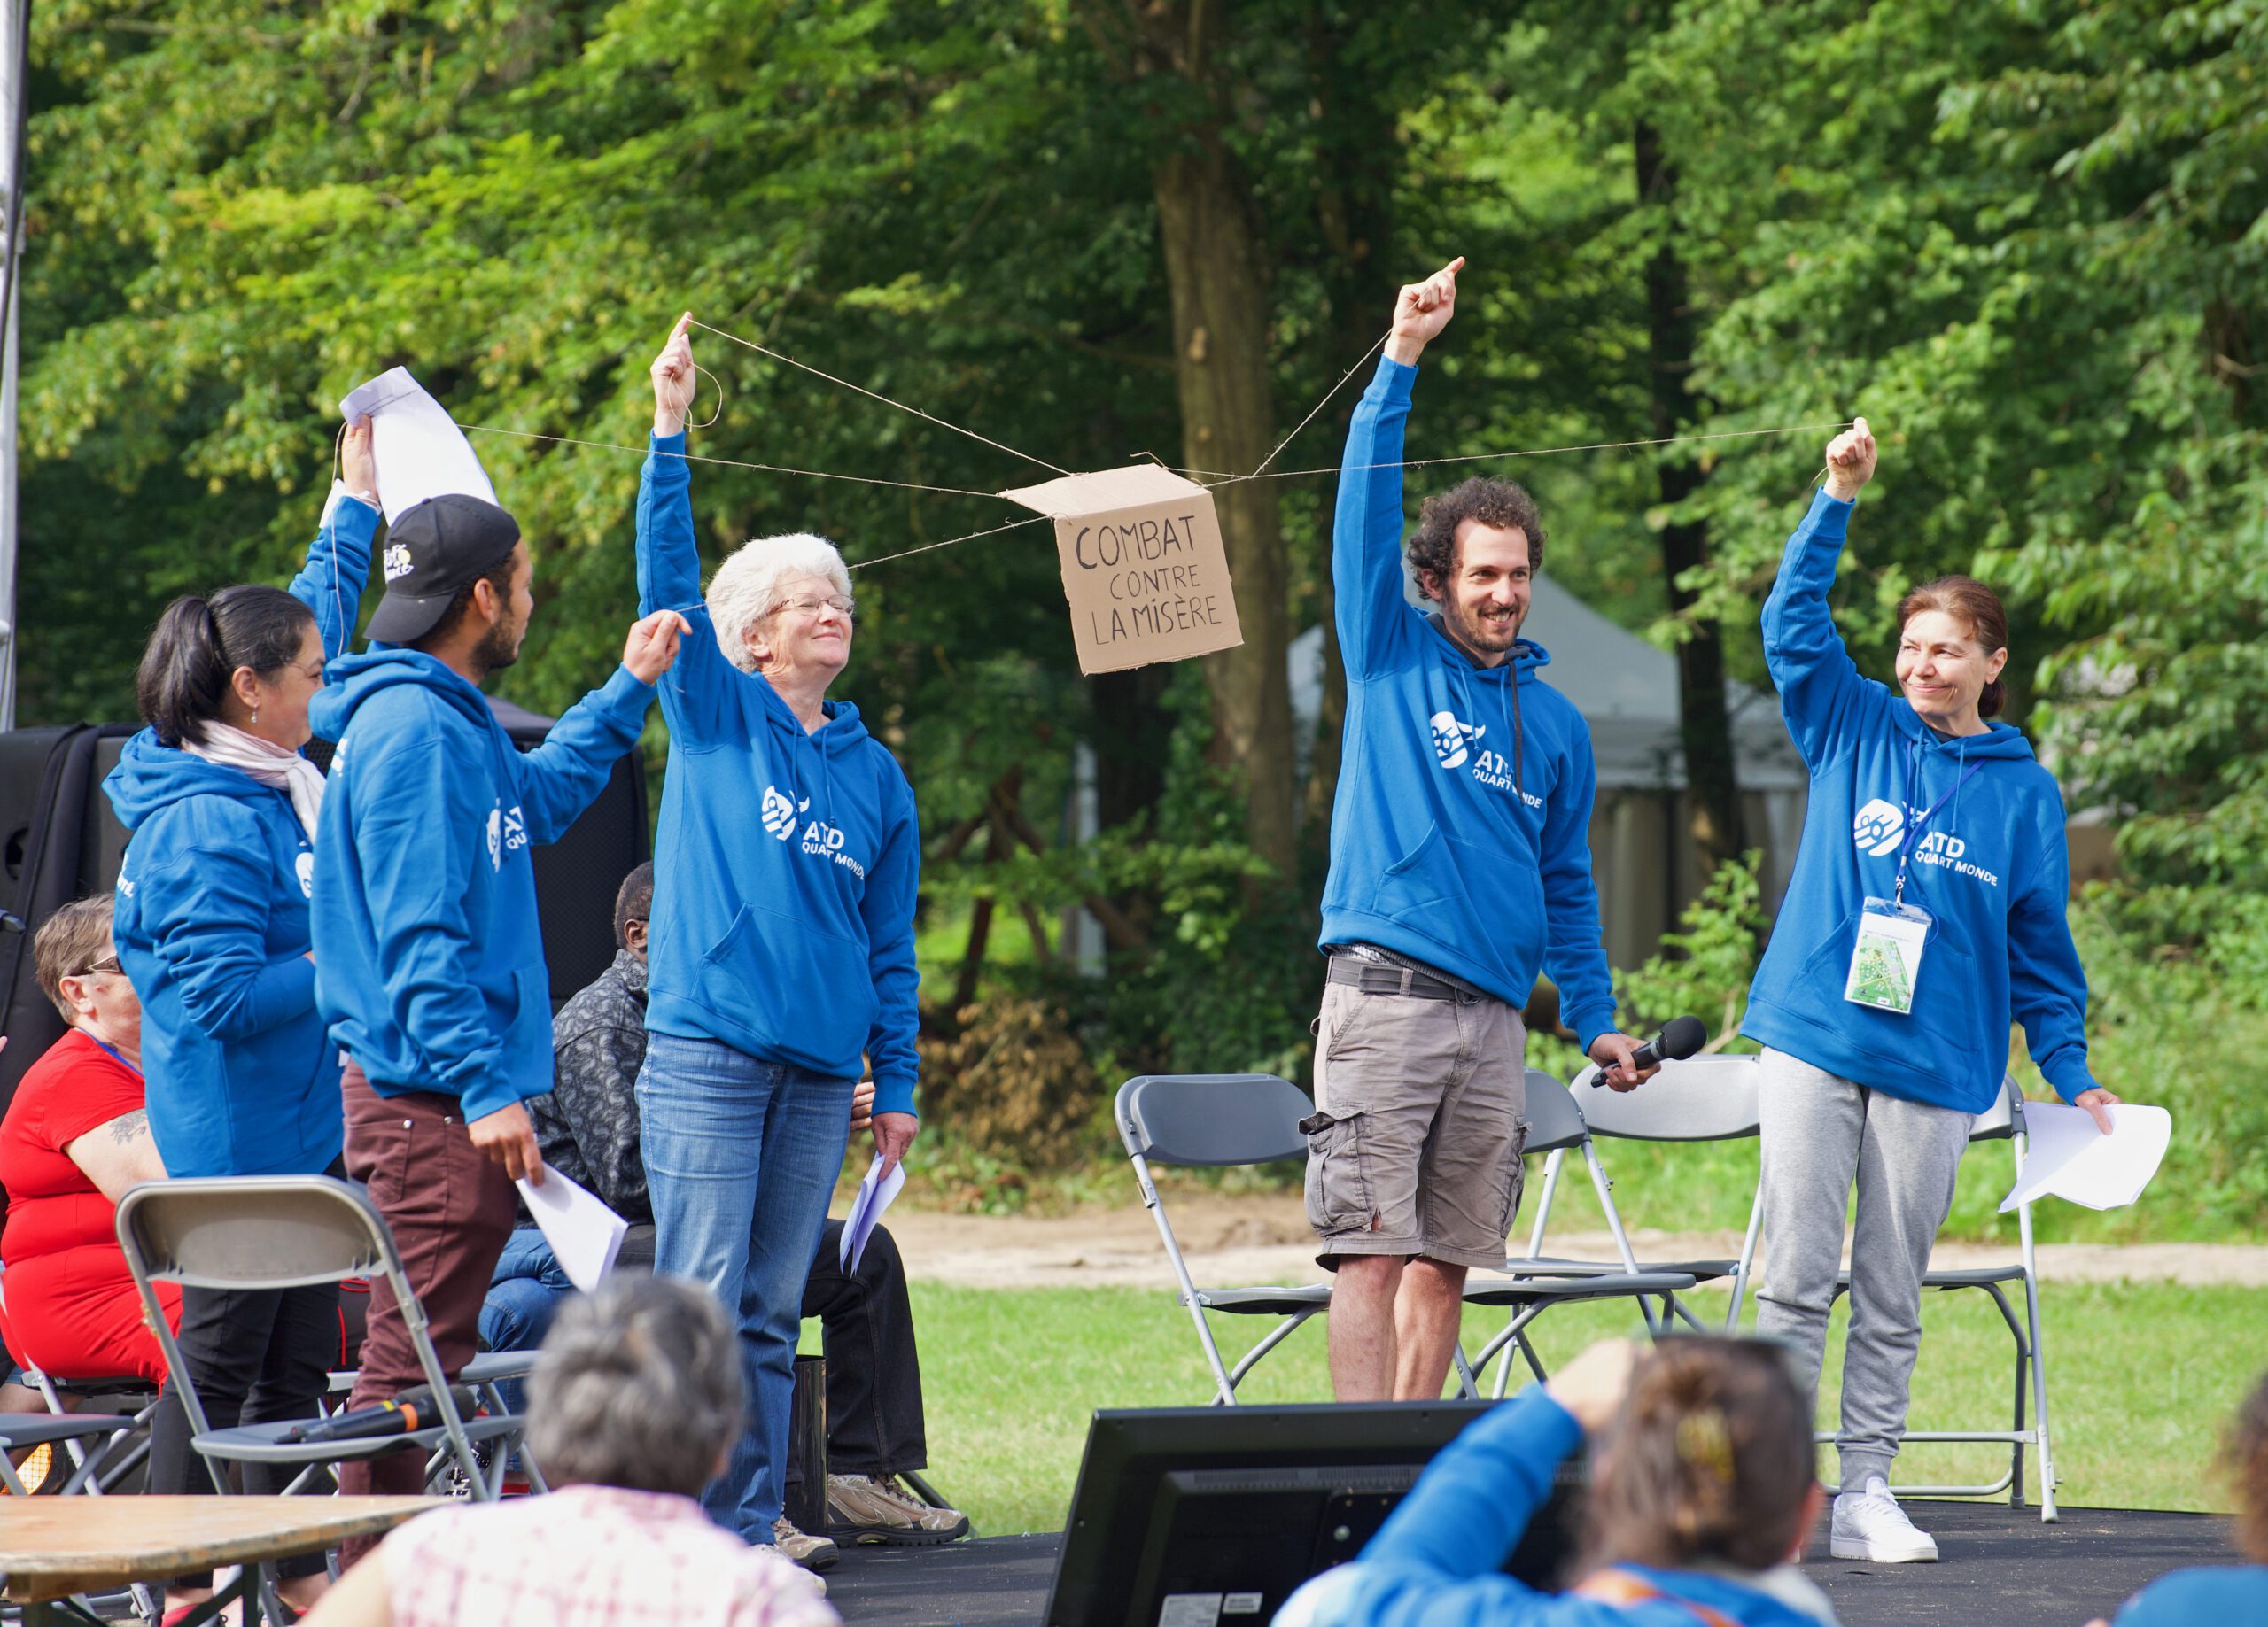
638, 1032, 853, 1539
478, 1227, 575, 1417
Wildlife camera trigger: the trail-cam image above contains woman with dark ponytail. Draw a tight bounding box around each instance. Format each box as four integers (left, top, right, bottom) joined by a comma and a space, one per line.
103, 421, 382, 1622
1736, 418, 2143, 1565
1278, 1337, 1836, 1626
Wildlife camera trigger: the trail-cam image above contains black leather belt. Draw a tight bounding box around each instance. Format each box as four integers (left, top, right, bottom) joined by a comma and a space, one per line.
1325, 955, 1477, 1003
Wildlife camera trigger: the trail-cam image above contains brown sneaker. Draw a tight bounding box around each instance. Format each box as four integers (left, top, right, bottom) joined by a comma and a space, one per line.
826, 1473, 972, 1546
771, 1515, 840, 1572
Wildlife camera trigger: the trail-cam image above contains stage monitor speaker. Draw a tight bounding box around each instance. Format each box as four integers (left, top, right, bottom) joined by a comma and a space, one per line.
1043, 1400, 1582, 1627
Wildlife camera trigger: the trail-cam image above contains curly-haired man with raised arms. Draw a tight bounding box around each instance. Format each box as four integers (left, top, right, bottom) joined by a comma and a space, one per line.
1309, 258, 1656, 1402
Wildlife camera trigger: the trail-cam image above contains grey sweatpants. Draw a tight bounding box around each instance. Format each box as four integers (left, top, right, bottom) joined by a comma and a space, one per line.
1753, 1046, 1972, 1492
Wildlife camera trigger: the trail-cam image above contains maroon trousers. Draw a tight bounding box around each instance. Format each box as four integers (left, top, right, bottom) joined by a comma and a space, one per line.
336, 1063, 517, 1564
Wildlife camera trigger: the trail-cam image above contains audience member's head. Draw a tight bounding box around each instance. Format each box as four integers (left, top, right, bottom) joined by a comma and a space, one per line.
524, 1274, 739, 1499
2227, 1368, 2268, 1564
34, 896, 139, 1047
1584, 1336, 1818, 1574
614, 862, 654, 961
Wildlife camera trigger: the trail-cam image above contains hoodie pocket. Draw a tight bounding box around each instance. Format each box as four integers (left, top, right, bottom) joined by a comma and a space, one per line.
695, 903, 874, 1056
1368, 822, 1542, 973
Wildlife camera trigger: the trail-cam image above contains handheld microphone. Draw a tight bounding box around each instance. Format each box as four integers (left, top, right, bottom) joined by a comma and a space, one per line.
1592, 1014, 1707, 1083
277, 1398, 422, 1444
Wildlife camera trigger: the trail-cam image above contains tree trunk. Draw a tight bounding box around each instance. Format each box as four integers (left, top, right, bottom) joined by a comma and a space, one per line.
1300, 13, 1395, 859
1636, 119, 1740, 879
1153, 141, 1298, 880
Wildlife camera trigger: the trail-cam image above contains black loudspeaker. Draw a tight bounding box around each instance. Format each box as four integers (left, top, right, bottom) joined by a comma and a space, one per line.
1, 724, 140, 1113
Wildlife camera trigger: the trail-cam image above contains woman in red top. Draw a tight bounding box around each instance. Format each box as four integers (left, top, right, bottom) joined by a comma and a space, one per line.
0, 895, 178, 1384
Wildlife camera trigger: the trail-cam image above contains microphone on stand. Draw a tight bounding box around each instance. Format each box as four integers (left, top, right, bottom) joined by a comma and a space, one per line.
1590, 1014, 1707, 1084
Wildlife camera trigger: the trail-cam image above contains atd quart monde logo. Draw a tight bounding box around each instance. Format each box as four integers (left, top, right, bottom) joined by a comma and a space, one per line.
1852, 797, 1906, 857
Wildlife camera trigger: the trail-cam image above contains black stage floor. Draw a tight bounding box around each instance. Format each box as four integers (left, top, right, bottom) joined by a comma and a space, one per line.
824, 1501, 2233, 1627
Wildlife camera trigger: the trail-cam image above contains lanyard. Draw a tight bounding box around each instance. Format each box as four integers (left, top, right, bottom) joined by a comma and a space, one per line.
1894, 741, 1984, 906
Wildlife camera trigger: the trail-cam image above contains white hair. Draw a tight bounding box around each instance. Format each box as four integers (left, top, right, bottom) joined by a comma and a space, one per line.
705, 532, 854, 672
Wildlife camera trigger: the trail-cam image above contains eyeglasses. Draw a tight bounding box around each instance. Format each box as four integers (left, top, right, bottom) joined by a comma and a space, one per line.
76, 952, 120, 977
768, 593, 856, 623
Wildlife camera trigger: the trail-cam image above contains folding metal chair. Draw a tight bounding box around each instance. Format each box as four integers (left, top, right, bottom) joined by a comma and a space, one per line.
114, 1176, 528, 1527
1457, 1070, 1700, 1397
1115, 1073, 1328, 1405
1564, 1052, 1767, 1330
1815, 1077, 2059, 1519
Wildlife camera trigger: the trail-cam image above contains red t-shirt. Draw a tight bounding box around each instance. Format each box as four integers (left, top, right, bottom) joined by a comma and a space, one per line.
0, 1029, 146, 1263
0, 1027, 177, 1384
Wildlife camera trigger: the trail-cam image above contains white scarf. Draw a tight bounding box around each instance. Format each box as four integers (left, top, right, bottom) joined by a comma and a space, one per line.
183, 722, 327, 840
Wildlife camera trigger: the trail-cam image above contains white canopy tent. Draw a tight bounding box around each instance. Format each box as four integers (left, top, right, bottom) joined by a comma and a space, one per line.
1289, 573, 1810, 969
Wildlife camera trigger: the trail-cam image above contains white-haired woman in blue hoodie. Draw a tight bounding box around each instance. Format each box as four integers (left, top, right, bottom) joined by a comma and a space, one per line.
1739, 417, 2134, 1567
633, 316, 922, 1566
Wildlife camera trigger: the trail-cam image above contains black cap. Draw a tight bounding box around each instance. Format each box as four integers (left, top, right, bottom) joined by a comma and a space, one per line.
366, 494, 523, 645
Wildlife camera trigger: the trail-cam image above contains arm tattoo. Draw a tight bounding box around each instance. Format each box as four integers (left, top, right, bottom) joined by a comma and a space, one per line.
109, 1109, 149, 1146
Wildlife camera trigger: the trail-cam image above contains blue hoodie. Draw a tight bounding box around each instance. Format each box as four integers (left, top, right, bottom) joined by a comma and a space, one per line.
634, 432, 921, 1115
1318, 358, 1618, 1051
1283, 1388, 1833, 1627
105, 492, 378, 1178
307, 647, 653, 1121
1741, 490, 2095, 1115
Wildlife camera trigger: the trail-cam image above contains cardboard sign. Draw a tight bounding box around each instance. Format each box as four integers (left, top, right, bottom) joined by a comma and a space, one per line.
1001, 465, 1243, 674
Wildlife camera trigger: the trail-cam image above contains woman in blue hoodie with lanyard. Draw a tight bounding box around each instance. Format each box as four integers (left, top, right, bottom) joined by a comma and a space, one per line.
1741, 417, 2132, 1565
104, 421, 380, 1622
633, 315, 921, 1566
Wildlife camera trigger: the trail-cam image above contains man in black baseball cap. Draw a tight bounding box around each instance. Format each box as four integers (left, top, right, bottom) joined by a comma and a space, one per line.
365, 492, 526, 653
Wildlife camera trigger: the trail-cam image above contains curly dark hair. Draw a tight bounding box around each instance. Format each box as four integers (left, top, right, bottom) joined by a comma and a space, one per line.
1406, 477, 1546, 600
2228, 1368, 2268, 1562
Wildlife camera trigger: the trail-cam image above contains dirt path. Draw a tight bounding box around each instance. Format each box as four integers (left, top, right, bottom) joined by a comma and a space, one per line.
886, 1192, 2268, 1290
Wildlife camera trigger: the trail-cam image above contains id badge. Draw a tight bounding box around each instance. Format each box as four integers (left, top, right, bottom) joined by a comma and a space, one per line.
1844, 896, 1931, 1015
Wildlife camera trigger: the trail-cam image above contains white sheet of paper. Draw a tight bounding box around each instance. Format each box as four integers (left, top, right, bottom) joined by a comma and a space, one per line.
2000, 1102, 2172, 1213
838, 1154, 906, 1273
516, 1168, 629, 1292
338, 367, 500, 524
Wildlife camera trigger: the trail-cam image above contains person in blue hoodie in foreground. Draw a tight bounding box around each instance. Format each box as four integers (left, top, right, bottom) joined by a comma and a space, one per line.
634, 316, 921, 1561
2099, 1367, 2268, 1625
1741, 418, 2137, 1564
105, 421, 382, 1622
310, 482, 687, 1557
1313, 258, 1654, 1403
1278, 1336, 1838, 1627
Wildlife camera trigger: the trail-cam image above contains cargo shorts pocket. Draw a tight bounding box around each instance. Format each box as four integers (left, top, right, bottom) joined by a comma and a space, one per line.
1497, 1115, 1533, 1241
1302, 1109, 1376, 1236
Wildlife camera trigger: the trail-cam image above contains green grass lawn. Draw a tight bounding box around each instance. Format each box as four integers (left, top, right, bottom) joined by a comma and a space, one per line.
893, 1281, 2249, 1538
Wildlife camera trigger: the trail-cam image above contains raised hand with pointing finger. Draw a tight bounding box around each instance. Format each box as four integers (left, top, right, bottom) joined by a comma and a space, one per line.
1824, 414, 1877, 503
1386, 256, 1465, 368
652, 313, 696, 438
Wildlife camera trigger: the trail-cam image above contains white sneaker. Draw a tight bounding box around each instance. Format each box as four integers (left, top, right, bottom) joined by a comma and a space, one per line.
1829, 1476, 1939, 1562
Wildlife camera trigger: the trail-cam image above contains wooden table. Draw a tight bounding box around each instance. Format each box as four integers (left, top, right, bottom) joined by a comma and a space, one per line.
0, 1495, 444, 1622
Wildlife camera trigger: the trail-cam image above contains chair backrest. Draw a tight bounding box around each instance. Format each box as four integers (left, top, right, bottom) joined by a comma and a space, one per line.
1521, 1070, 1592, 1154
1574, 1054, 1763, 1143
1116, 1074, 1311, 1167
114, 1176, 394, 1291
1968, 1076, 2023, 1143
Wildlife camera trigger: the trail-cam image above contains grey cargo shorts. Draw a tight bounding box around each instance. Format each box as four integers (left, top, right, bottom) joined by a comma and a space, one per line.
1302, 979, 1529, 1272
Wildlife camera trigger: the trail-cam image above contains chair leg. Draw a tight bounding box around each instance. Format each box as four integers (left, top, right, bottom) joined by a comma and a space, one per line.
1222, 1307, 1321, 1398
